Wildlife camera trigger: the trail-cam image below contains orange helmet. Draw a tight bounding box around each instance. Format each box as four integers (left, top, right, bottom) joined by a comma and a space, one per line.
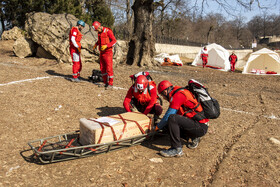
157, 80, 172, 94
135, 75, 148, 91
92, 21, 101, 31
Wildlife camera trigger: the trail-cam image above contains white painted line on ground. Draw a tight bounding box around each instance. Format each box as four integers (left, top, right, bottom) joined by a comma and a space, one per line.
221, 107, 280, 120
0, 76, 57, 86
1, 76, 278, 121
113, 86, 126, 90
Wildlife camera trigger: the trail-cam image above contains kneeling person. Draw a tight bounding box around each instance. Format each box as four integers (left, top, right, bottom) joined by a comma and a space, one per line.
156, 80, 209, 157
123, 75, 162, 120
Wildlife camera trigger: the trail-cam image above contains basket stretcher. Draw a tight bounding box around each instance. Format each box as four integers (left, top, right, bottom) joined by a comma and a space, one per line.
27, 114, 155, 164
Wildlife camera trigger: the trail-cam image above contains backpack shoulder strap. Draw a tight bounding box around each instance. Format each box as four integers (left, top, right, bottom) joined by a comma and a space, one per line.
147, 81, 156, 96
171, 87, 186, 97
171, 87, 201, 113
147, 83, 151, 96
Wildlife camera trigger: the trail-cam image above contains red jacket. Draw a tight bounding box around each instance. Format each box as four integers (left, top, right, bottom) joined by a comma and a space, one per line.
201, 49, 208, 58
95, 27, 116, 53
229, 54, 238, 63
69, 27, 82, 49
124, 81, 157, 115
168, 86, 209, 123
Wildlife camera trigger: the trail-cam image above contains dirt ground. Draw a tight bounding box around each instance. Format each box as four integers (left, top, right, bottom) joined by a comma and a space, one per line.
0, 40, 280, 187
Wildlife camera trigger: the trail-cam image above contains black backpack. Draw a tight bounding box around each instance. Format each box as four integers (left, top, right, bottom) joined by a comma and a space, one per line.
88, 69, 103, 83
186, 79, 220, 119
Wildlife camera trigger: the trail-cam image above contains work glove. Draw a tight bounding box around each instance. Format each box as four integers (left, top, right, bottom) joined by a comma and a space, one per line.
152, 125, 159, 132
78, 47, 81, 53
93, 44, 97, 51
101, 45, 107, 51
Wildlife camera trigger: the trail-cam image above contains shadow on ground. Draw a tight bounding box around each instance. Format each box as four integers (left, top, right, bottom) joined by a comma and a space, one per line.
96, 106, 126, 116
46, 70, 90, 82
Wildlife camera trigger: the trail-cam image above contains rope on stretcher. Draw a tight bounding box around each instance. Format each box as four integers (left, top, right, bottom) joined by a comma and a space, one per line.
88, 112, 152, 144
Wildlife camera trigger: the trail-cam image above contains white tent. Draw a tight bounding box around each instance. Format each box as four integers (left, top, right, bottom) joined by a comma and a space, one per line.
242, 48, 280, 74
192, 43, 230, 71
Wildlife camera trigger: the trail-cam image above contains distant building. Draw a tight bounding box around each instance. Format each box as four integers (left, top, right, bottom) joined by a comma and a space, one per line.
259, 35, 280, 44
258, 35, 280, 49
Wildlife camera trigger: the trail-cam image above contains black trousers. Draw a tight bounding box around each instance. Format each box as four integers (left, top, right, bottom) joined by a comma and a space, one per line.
168, 114, 208, 148
130, 98, 162, 116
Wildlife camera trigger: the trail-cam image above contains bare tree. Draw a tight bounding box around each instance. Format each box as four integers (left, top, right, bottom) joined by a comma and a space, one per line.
79, 0, 86, 14
125, 0, 279, 67
126, 0, 134, 37
153, 0, 190, 37
155, 0, 173, 35
126, 0, 157, 66
270, 15, 280, 36
232, 16, 245, 42
247, 13, 275, 39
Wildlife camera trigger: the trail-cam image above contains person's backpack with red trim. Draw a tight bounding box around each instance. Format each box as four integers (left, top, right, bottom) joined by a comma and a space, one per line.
187, 79, 220, 119
129, 71, 152, 82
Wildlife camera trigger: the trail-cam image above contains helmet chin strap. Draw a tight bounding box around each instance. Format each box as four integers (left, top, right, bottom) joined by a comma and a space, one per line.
166, 86, 174, 101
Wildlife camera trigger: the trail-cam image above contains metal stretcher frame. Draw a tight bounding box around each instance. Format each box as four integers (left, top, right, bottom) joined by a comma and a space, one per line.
27, 130, 152, 164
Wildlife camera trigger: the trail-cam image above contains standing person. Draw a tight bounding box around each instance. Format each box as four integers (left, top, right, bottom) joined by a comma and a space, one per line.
155, 80, 209, 157
123, 74, 163, 121
92, 21, 117, 89
229, 51, 238, 72
69, 20, 85, 82
201, 46, 208, 68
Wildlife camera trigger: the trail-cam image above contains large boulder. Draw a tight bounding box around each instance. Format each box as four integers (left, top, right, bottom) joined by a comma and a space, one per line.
25, 12, 124, 64
36, 46, 56, 59
1, 27, 24, 40
13, 37, 36, 58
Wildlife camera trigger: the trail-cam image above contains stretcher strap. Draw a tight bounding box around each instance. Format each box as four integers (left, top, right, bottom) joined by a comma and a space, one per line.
59, 138, 75, 154
116, 114, 127, 140
57, 144, 97, 152
35, 140, 47, 157
110, 115, 146, 134
131, 111, 153, 131
97, 121, 105, 144
87, 119, 117, 144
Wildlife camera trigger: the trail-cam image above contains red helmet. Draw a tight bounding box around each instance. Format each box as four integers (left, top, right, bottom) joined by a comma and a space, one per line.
92, 21, 101, 31
157, 80, 172, 94
135, 75, 148, 91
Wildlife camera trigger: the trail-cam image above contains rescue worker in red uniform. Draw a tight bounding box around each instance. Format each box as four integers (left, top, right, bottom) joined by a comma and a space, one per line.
201, 46, 208, 68
229, 51, 238, 72
155, 80, 209, 157
123, 75, 163, 121
69, 20, 85, 82
92, 21, 117, 89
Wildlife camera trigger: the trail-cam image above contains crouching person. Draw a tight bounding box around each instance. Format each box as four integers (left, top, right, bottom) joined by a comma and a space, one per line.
155, 80, 209, 157
123, 75, 163, 121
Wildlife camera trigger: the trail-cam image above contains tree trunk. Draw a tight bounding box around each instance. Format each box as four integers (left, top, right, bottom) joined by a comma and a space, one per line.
126, 0, 158, 67
126, 0, 134, 37
207, 25, 214, 44
160, 7, 164, 35
79, 0, 86, 14
1, 16, 5, 32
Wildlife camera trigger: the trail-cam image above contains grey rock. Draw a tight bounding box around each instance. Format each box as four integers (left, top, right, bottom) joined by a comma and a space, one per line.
1, 27, 24, 40
24, 12, 124, 64
13, 37, 36, 58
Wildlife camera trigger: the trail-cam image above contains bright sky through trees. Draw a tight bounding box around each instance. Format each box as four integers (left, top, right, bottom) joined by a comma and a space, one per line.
190, 0, 280, 22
